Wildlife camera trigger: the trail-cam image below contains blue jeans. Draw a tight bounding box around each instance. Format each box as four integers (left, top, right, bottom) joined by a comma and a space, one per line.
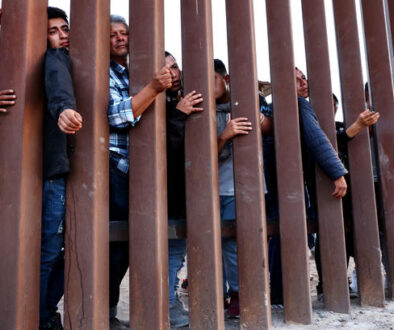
109, 155, 129, 318
168, 228, 186, 306
220, 196, 239, 293
40, 177, 66, 325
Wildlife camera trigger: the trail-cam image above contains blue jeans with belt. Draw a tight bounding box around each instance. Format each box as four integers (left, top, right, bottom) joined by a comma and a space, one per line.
40, 176, 66, 326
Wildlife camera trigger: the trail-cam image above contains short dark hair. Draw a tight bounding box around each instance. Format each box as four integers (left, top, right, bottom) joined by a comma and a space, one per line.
165, 51, 176, 62
214, 59, 227, 78
332, 93, 339, 107
110, 15, 129, 30
47, 7, 68, 24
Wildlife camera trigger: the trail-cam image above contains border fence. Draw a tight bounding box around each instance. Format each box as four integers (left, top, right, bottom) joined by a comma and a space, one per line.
0, 0, 393, 329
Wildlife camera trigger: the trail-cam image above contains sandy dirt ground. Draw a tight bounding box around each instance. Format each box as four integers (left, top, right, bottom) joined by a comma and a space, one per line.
59, 256, 393, 329
114, 257, 394, 329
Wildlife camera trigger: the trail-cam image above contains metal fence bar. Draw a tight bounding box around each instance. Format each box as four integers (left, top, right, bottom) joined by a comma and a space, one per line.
333, 0, 385, 307
265, 0, 312, 324
361, 0, 394, 298
181, 0, 225, 328
386, 0, 394, 53
225, 0, 272, 327
301, 0, 350, 313
128, 0, 169, 328
0, 1, 47, 329
64, 1, 110, 328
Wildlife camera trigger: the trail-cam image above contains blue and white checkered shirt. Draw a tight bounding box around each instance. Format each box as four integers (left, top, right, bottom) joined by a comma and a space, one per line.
108, 59, 140, 173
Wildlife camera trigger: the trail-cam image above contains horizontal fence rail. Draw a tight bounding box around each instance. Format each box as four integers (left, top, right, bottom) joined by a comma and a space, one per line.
0, 0, 392, 329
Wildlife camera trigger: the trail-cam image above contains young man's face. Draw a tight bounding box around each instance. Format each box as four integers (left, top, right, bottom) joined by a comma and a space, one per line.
165, 55, 181, 93
48, 18, 70, 49
214, 72, 228, 102
296, 69, 309, 98
110, 23, 129, 59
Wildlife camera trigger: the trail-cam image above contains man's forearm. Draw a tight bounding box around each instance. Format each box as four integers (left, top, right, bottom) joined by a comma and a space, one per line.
131, 82, 160, 118
345, 121, 364, 138
217, 136, 228, 154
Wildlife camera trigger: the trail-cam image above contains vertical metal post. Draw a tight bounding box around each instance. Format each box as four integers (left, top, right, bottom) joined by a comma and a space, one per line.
64, 1, 110, 328
333, 0, 385, 307
225, 0, 271, 328
181, 1, 225, 328
0, 1, 47, 329
362, 0, 394, 298
265, 0, 312, 324
128, 0, 169, 329
386, 0, 394, 52
301, 0, 350, 313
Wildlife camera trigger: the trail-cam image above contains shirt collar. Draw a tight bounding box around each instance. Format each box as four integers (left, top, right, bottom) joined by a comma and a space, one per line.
110, 59, 128, 75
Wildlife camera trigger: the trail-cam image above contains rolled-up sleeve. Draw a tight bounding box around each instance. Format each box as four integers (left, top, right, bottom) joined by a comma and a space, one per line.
108, 79, 140, 129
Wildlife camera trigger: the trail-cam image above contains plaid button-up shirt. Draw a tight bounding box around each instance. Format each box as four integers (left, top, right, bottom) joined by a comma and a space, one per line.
108, 59, 140, 174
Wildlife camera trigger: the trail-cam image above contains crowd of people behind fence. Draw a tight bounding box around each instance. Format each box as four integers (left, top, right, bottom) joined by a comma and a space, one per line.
0, 7, 387, 330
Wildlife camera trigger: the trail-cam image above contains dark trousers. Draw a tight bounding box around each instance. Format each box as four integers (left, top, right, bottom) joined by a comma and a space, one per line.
109, 156, 129, 317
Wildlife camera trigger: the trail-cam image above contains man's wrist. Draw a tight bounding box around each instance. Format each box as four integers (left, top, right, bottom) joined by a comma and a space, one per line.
146, 81, 161, 96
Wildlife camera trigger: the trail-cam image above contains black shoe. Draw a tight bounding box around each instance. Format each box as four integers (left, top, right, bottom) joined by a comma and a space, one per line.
39, 313, 63, 330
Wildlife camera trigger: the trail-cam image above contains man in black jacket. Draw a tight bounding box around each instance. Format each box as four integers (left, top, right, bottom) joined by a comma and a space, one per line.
165, 51, 203, 328
40, 7, 82, 330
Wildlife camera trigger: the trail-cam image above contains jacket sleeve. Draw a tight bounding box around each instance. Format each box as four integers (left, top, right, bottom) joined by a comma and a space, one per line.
166, 105, 188, 151
44, 49, 77, 120
298, 97, 348, 180
336, 122, 352, 148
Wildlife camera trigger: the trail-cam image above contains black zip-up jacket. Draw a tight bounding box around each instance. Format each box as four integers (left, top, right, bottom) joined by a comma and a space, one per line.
166, 95, 188, 219
43, 48, 77, 180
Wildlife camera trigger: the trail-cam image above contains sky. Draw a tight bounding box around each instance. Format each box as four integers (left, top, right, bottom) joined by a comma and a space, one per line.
1, 0, 370, 119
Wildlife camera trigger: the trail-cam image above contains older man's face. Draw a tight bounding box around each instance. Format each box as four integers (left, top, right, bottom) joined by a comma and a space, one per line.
296, 69, 309, 98
110, 23, 129, 59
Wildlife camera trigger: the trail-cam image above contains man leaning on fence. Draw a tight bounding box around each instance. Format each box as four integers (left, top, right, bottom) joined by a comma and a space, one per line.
107, 15, 172, 329
268, 68, 348, 306
39, 7, 83, 330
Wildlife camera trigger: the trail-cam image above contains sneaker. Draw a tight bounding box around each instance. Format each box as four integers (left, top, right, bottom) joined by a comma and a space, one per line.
39, 313, 63, 330
170, 299, 189, 328
110, 317, 129, 330
228, 291, 240, 318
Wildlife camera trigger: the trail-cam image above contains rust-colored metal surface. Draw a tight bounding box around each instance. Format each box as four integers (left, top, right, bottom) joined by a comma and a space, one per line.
225, 0, 271, 328
181, 1, 225, 328
333, 0, 385, 307
64, 1, 110, 328
0, 1, 46, 329
109, 220, 320, 241
301, 0, 350, 313
387, 0, 394, 51
362, 0, 394, 299
128, 0, 169, 329
265, 0, 312, 324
